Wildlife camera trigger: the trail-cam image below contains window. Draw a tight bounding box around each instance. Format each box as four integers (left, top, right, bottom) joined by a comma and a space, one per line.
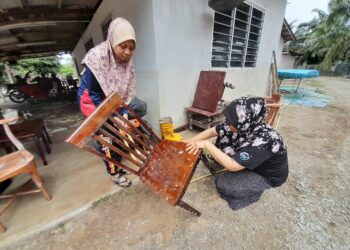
211, 2, 264, 68
101, 15, 112, 40
84, 38, 94, 53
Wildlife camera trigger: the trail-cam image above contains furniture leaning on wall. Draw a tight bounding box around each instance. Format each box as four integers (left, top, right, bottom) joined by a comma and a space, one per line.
65, 92, 203, 216
185, 71, 234, 130
265, 93, 282, 128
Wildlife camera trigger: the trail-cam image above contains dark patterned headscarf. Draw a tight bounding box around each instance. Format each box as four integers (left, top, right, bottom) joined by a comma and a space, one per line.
217, 96, 286, 155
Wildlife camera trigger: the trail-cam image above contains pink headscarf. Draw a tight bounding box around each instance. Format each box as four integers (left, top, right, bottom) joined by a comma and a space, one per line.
82, 18, 136, 104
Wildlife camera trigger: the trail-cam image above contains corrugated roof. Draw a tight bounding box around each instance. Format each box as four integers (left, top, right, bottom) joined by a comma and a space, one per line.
0, 0, 101, 62
281, 18, 296, 42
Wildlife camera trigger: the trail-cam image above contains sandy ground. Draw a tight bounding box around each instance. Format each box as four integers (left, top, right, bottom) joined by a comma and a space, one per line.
3, 77, 350, 250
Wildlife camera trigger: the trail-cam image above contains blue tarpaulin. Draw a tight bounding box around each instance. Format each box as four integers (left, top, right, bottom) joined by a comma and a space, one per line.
280, 86, 334, 108
278, 69, 320, 79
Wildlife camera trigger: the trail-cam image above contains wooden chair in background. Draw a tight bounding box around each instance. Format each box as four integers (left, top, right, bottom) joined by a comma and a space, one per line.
0, 118, 52, 165
265, 93, 282, 128
185, 71, 234, 130
66, 93, 203, 216
0, 116, 52, 233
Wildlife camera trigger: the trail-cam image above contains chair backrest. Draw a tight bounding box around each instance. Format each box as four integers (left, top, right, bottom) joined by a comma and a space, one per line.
265, 93, 282, 127
0, 116, 24, 151
192, 71, 226, 113
65, 92, 161, 176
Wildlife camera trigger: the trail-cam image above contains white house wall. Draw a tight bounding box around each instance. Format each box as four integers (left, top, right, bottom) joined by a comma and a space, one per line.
152, 0, 213, 126
153, 0, 287, 127
72, 0, 288, 132
71, 0, 161, 132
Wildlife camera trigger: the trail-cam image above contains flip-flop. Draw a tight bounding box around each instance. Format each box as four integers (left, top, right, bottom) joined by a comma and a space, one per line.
113, 174, 131, 187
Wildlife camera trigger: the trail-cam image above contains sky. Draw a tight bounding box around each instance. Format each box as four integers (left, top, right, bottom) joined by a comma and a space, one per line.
58, 53, 73, 65
285, 0, 329, 29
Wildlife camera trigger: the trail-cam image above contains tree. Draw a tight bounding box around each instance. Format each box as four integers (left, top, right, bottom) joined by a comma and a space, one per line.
58, 64, 76, 77
13, 56, 61, 77
288, 0, 350, 69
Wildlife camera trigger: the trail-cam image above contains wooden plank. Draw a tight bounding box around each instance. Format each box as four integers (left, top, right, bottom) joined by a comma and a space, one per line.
140, 141, 201, 205
65, 93, 122, 147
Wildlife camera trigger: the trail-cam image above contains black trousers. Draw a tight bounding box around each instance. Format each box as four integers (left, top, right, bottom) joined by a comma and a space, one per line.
215, 170, 272, 210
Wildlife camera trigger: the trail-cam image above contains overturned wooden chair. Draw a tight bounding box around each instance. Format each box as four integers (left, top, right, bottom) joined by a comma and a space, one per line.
0, 116, 52, 233
66, 93, 202, 216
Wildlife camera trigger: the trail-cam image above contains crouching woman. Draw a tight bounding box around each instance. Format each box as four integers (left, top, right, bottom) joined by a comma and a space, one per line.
186, 96, 288, 210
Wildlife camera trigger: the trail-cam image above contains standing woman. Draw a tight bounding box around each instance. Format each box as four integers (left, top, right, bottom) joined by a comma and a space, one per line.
77, 18, 146, 187
186, 97, 288, 210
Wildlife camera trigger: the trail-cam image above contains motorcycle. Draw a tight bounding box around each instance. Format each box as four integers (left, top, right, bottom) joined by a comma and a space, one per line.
7, 79, 78, 104
8, 84, 56, 103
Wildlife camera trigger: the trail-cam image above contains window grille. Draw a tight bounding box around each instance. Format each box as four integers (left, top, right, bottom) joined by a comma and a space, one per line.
211, 2, 264, 68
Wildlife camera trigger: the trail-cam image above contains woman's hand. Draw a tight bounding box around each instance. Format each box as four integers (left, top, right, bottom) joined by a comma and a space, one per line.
185, 141, 208, 154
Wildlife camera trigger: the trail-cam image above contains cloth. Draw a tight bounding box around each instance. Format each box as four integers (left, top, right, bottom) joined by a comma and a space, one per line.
215, 170, 272, 210
81, 17, 136, 104
215, 96, 288, 186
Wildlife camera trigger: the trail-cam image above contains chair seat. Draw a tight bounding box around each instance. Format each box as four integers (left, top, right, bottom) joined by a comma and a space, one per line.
140, 140, 201, 205
185, 106, 223, 117
0, 119, 44, 142
0, 150, 34, 182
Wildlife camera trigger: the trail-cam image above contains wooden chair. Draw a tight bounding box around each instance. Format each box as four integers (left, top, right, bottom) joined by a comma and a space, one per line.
66, 93, 203, 216
185, 71, 234, 130
0, 118, 52, 165
0, 116, 52, 233
265, 93, 282, 128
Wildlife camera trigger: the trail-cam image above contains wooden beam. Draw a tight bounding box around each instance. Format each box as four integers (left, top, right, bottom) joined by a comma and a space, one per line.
0, 19, 90, 31
0, 50, 67, 62
58, 0, 63, 8
2, 30, 77, 39
0, 8, 94, 18
0, 41, 57, 50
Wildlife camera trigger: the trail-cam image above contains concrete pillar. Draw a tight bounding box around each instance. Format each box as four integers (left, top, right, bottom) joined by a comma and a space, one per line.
4, 63, 14, 84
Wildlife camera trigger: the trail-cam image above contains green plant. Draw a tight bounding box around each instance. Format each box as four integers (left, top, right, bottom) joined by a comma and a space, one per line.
288, 0, 350, 69
13, 56, 60, 76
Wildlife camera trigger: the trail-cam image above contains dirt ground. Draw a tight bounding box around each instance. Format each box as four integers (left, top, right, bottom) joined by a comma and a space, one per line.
4, 77, 350, 250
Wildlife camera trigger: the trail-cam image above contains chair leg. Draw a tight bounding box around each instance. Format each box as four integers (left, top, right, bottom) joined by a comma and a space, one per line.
30, 167, 52, 201
0, 222, 6, 233
200, 154, 216, 176
177, 200, 201, 216
33, 136, 48, 165
43, 126, 52, 144
40, 132, 51, 154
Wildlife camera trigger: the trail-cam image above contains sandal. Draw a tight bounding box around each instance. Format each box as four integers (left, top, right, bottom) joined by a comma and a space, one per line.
111, 174, 131, 187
